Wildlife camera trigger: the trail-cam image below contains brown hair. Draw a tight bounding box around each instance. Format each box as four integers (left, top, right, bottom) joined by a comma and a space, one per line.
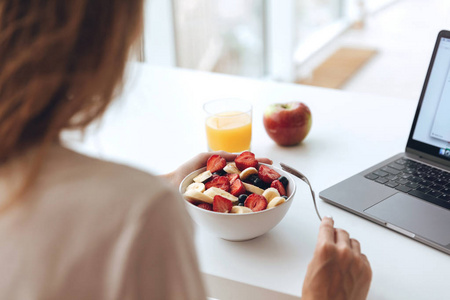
0, 0, 143, 202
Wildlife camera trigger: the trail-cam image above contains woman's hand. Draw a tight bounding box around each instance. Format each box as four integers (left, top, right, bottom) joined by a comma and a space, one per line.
161, 151, 273, 188
302, 217, 372, 300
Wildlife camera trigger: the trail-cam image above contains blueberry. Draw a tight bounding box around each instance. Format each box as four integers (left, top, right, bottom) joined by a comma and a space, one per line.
245, 174, 267, 189
213, 170, 226, 176
278, 176, 289, 188
247, 174, 259, 184
238, 202, 245, 206
281, 195, 288, 200
238, 194, 248, 203
254, 178, 266, 189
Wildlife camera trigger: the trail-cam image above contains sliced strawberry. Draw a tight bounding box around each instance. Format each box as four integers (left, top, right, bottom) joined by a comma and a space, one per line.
213, 195, 233, 213
244, 194, 267, 212
208, 174, 219, 182
235, 151, 258, 171
205, 176, 230, 192
207, 154, 227, 173
230, 179, 246, 196
258, 165, 281, 184
197, 203, 213, 211
226, 173, 239, 185
271, 179, 287, 196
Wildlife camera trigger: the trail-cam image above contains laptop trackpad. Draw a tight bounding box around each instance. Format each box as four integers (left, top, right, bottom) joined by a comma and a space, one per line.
365, 193, 450, 246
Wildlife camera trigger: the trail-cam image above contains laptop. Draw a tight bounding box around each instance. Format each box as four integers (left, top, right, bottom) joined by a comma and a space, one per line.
319, 30, 450, 255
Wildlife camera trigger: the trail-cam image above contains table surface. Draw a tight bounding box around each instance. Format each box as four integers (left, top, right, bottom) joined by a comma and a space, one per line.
66, 63, 450, 300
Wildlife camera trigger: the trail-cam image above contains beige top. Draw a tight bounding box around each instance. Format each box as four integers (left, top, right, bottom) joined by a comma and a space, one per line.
0, 145, 206, 300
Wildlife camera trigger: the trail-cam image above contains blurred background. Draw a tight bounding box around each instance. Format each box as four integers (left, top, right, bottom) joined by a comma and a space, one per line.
143, 0, 450, 100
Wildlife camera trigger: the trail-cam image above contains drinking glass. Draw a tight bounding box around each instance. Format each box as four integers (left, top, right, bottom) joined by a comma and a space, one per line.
204, 99, 252, 153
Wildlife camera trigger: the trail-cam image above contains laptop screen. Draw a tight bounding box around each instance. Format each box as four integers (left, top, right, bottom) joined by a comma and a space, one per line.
407, 31, 450, 164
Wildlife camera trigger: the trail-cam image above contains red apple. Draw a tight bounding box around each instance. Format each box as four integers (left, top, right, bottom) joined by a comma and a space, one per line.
263, 102, 312, 146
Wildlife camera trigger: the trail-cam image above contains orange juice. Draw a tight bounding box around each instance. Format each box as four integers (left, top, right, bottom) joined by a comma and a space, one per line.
206, 111, 252, 153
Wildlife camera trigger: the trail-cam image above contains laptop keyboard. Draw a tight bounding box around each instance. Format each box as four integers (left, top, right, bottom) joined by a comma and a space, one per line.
365, 158, 450, 210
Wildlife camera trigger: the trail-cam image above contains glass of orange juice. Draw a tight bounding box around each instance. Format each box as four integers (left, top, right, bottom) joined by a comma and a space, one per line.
204, 99, 252, 153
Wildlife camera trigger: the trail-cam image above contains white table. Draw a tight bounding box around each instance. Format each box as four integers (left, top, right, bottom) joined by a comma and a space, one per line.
66, 63, 450, 300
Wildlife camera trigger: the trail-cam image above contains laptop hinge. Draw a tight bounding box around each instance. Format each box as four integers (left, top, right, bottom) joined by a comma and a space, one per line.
405, 148, 450, 172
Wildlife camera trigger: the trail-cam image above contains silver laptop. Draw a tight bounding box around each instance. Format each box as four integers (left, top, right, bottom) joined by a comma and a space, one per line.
319, 30, 450, 255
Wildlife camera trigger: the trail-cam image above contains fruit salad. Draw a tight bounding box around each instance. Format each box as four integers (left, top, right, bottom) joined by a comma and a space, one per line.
183, 151, 289, 214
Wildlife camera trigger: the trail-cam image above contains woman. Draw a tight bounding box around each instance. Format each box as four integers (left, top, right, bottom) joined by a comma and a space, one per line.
0, 0, 371, 299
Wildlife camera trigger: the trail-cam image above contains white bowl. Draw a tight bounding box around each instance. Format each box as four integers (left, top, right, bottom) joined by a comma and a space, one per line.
179, 164, 296, 241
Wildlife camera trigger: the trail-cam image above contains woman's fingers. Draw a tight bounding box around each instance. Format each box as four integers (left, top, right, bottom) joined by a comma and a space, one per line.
350, 238, 361, 254
209, 151, 273, 165
317, 216, 335, 243
256, 157, 273, 165
211, 151, 237, 162
335, 228, 351, 248
303, 216, 373, 299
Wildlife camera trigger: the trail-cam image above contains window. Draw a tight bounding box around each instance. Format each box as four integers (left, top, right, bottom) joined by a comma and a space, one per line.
144, 0, 395, 81
172, 0, 265, 77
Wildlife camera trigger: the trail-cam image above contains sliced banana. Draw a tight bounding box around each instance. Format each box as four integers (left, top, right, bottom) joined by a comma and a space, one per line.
186, 182, 205, 193
267, 196, 286, 209
262, 187, 280, 203
224, 163, 241, 174
239, 167, 258, 180
242, 182, 264, 195
183, 189, 213, 204
231, 206, 253, 214
193, 170, 212, 183
204, 187, 238, 202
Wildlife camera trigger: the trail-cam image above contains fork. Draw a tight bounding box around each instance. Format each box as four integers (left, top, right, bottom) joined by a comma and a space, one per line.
280, 162, 322, 221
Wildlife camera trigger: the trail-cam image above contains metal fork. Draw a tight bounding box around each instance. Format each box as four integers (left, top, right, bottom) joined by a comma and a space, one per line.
280, 162, 322, 221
